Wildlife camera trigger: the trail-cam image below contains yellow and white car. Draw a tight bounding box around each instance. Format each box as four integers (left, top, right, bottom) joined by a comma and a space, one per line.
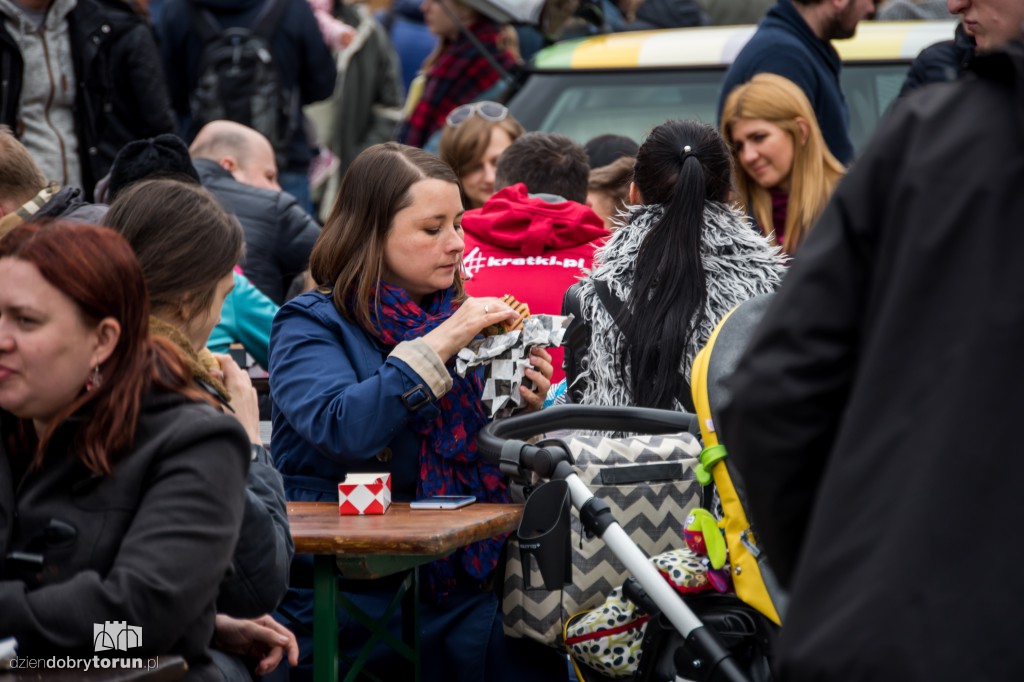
507, 21, 957, 153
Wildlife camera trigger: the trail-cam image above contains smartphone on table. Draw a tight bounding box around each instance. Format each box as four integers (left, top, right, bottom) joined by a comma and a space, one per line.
409, 495, 476, 510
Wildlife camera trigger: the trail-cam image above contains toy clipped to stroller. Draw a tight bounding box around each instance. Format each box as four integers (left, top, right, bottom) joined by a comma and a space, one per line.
476, 296, 785, 682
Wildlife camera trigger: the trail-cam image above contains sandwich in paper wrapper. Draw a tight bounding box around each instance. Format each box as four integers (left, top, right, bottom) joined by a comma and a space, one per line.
456, 314, 571, 419
338, 473, 392, 515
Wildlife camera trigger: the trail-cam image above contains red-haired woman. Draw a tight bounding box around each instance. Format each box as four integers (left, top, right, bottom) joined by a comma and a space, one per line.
0, 222, 250, 680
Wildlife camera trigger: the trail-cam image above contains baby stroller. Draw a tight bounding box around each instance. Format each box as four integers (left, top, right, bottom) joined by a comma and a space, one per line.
478, 406, 775, 682
476, 295, 781, 682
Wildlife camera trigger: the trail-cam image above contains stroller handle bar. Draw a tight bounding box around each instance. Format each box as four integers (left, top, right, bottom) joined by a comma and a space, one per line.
478, 405, 701, 480
478, 405, 751, 682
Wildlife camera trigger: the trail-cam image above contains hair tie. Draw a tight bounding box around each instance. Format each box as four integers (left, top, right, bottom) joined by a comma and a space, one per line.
681, 145, 696, 162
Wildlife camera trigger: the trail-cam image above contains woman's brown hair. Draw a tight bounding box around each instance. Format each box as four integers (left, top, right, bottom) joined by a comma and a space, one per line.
439, 113, 525, 208
0, 222, 208, 474
720, 73, 846, 254
310, 142, 461, 335
103, 179, 244, 329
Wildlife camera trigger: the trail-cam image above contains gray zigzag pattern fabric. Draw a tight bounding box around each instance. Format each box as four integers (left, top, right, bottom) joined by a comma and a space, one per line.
503, 433, 702, 646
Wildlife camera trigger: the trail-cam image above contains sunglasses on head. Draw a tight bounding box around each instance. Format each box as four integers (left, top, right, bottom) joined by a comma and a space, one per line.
445, 101, 509, 128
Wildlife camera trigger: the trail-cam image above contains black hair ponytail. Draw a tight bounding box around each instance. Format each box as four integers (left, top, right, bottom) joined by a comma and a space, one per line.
616, 120, 732, 409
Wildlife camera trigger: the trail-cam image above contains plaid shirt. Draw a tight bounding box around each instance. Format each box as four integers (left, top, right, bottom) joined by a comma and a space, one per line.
395, 19, 516, 148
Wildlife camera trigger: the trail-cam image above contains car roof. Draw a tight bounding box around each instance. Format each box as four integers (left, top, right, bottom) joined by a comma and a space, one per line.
532, 20, 958, 70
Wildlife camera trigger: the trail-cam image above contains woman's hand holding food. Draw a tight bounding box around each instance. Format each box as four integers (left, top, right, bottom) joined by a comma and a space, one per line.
423, 296, 516, 361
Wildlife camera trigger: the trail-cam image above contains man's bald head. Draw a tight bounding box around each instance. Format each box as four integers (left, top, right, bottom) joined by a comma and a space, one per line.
190, 121, 281, 191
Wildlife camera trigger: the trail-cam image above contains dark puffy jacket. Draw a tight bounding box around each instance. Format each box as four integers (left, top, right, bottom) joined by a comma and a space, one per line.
194, 158, 321, 304
158, 0, 337, 172
34, 186, 109, 224
0, 0, 175, 197
899, 23, 975, 97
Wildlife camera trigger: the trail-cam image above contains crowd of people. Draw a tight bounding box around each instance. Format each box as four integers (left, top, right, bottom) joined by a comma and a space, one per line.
0, 0, 1021, 679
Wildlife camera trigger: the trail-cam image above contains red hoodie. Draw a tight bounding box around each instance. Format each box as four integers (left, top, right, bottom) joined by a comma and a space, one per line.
461, 183, 610, 381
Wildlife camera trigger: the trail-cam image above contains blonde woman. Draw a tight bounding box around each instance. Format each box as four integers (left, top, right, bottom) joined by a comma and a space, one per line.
721, 73, 845, 255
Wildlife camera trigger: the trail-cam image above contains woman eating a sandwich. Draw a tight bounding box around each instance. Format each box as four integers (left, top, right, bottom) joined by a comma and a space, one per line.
267, 142, 561, 682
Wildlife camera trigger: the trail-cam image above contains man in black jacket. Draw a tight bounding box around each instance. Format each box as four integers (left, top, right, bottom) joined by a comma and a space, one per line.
190, 120, 321, 305
0, 0, 174, 199
721, 26, 1024, 681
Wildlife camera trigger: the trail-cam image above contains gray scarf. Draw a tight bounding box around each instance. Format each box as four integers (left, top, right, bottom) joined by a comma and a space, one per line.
574, 201, 787, 410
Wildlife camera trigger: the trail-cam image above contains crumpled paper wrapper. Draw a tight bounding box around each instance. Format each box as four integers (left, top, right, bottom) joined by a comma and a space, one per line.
456, 314, 571, 419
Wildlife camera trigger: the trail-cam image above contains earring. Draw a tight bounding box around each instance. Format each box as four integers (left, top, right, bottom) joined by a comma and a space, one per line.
85, 366, 103, 392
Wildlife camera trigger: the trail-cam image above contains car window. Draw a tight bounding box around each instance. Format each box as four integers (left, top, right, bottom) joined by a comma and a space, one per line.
509, 70, 724, 146
508, 62, 912, 155
840, 63, 911, 152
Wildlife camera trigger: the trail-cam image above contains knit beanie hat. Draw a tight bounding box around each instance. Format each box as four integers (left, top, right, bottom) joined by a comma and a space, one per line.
107, 134, 201, 201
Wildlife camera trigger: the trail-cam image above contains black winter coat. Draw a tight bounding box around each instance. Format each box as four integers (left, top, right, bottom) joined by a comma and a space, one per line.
0, 0, 175, 197
722, 42, 1024, 681
0, 392, 250, 681
195, 158, 321, 305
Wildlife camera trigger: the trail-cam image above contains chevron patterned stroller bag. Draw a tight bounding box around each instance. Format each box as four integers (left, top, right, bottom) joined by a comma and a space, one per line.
502, 432, 703, 646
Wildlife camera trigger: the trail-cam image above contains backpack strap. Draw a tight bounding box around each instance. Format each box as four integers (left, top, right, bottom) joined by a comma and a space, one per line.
593, 278, 624, 321
185, 0, 289, 43
251, 0, 290, 40
562, 279, 624, 404
185, 0, 223, 44
561, 283, 587, 404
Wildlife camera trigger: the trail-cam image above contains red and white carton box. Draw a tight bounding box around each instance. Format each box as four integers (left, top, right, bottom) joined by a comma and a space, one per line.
338, 473, 392, 515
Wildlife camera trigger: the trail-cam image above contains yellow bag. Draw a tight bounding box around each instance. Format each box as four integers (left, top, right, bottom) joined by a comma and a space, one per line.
689, 295, 787, 626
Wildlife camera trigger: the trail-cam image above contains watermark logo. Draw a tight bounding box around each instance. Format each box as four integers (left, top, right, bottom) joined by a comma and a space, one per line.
93, 622, 142, 652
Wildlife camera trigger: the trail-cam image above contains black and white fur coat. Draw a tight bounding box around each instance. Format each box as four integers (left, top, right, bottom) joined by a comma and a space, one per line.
573, 201, 787, 410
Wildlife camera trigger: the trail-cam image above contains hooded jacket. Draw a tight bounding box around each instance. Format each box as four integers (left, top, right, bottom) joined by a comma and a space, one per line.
721, 41, 1024, 680
461, 183, 609, 381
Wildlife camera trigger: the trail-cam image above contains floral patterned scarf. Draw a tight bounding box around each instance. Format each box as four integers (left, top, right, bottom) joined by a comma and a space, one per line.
368, 282, 509, 601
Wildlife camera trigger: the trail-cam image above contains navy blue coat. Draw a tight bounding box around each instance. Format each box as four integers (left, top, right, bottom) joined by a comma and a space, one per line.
157, 0, 336, 172
269, 288, 444, 501
718, 0, 853, 165
268, 289, 569, 681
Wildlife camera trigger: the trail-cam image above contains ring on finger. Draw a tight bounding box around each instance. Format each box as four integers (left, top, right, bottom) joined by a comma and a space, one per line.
484, 304, 491, 313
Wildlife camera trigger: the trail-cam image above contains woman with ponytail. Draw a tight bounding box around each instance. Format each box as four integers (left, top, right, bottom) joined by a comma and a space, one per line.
565, 119, 786, 409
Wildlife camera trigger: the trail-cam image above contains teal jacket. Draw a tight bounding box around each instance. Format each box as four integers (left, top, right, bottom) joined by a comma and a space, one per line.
208, 272, 279, 369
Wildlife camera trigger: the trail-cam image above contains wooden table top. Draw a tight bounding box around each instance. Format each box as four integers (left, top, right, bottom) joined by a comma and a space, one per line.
287, 501, 524, 557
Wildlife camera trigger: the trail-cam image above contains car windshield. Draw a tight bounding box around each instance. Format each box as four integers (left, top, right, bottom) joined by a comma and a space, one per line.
508, 63, 910, 154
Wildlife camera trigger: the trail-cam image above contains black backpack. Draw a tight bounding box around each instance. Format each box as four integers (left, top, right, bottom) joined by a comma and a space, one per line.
187, 0, 295, 160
